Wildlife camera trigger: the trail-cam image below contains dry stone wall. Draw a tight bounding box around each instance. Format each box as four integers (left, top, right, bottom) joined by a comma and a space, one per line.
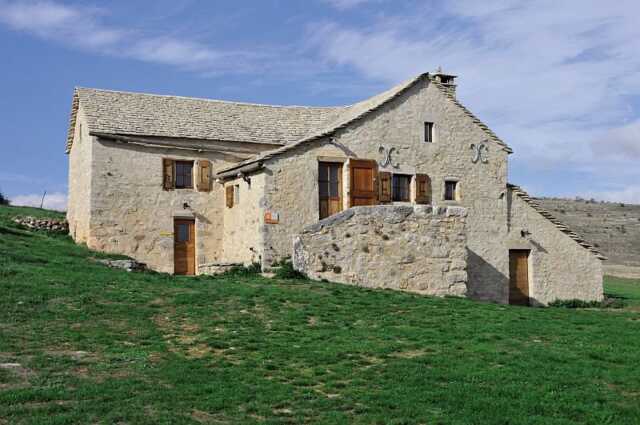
293, 205, 468, 296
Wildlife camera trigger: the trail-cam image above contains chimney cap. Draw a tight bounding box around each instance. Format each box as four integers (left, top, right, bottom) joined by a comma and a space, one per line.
432, 66, 457, 78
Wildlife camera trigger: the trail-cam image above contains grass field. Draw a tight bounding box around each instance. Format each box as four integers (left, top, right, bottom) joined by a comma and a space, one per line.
1, 205, 639, 424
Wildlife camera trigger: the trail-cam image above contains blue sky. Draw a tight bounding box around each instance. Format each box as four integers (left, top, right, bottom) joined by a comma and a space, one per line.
1, 0, 639, 210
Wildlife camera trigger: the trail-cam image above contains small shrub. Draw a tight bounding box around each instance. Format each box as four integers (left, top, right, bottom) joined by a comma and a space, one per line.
274, 259, 306, 280
549, 296, 624, 309
221, 262, 262, 277
0, 190, 9, 206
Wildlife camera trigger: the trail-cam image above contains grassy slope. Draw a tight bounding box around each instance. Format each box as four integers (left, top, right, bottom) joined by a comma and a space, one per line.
1, 206, 639, 425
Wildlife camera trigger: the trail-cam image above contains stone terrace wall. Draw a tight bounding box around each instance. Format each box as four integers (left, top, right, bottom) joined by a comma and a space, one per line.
293, 205, 468, 296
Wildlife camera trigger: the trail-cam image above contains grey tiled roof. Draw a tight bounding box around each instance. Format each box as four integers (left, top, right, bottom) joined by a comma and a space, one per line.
66, 88, 343, 152
66, 73, 513, 160
507, 184, 606, 260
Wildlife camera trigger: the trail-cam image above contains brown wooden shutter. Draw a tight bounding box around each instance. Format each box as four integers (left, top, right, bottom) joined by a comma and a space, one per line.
163, 159, 175, 190
378, 171, 392, 203
415, 174, 431, 204
225, 185, 234, 208
197, 160, 211, 192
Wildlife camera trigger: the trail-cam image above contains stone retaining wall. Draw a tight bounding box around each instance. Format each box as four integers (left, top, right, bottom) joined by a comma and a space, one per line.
13, 216, 69, 233
293, 205, 468, 296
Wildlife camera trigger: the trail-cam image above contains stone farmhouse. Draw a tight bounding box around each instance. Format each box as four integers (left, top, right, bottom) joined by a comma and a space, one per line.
65, 71, 605, 305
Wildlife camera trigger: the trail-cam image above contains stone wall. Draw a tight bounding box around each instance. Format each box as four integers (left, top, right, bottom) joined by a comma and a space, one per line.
293, 205, 468, 296
507, 190, 603, 305
260, 79, 510, 301
67, 106, 92, 243
78, 137, 274, 274
221, 173, 266, 265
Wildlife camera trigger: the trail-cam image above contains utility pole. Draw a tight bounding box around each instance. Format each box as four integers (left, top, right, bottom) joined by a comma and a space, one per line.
40, 190, 46, 209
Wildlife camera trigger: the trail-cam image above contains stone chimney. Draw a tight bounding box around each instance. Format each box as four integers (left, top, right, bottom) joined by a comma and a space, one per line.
432, 67, 457, 97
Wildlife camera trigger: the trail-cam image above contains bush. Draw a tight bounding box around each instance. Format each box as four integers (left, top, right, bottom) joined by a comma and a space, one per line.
221, 262, 262, 277
549, 296, 624, 309
0, 190, 9, 206
274, 259, 306, 280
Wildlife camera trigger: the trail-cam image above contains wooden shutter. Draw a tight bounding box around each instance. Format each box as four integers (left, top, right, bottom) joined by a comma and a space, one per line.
415, 174, 431, 204
225, 185, 234, 208
378, 171, 392, 203
163, 159, 175, 190
349, 159, 378, 207
197, 160, 211, 192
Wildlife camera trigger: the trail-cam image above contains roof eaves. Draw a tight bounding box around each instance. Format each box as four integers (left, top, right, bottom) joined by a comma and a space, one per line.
508, 183, 606, 260
65, 89, 80, 154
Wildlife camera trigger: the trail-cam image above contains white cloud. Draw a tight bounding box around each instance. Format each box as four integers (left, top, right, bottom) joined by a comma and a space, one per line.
10, 192, 67, 211
0, 0, 262, 74
308, 0, 640, 199
321, 0, 374, 10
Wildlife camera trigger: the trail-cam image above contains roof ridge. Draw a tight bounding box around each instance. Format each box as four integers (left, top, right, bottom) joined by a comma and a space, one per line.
74, 86, 346, 110
507, 183, 606, 260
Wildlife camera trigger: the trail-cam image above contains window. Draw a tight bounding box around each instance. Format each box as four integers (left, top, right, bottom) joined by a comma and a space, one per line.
318, 162, 343, 219
176, 222, 190, 242
444, 180, 458, 201
175, 161, 193, 189
424, 122, 434, 143
392, 174, 411, 202
234, 185, 240, 204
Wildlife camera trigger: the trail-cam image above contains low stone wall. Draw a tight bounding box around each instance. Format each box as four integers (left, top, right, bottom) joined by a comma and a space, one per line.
13, 216, 69, 233
293, 205, 468, 296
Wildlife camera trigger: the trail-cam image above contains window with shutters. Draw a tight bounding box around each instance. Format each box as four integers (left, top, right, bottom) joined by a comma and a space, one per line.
392, 174, 411, 202
175, 161, 194, 189
424, 122, 434, 143
318, 162, 343, 219
444, 180, 459, 201
234, 185, 240, 204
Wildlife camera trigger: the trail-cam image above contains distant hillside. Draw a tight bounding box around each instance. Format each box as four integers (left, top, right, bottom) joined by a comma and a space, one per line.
537, 198, 640, 268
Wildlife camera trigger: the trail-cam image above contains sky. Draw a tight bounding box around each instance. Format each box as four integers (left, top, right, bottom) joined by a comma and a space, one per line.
0, 0, 639, 211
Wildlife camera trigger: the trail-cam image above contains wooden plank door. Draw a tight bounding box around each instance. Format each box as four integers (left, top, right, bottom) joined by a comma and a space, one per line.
319, 162, 343, 220
349, 159, 378, 207
174, 219, 195, 275
509, 250, 530, 305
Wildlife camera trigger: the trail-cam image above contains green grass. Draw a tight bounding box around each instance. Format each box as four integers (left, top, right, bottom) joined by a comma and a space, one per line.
1, 205, 639, 424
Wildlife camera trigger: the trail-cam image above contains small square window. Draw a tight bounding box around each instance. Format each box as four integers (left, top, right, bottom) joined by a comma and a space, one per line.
444, 180, 458, 201
424, 122, 434, 143
392, 174, 411, 202
175, 161, 193, 189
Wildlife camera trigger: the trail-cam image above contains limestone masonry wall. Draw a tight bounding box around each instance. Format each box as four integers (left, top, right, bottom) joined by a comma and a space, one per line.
293, 205, 468, 296
507, 191, 603, 305
261, 79, 510, 301
67, 106, 92, 243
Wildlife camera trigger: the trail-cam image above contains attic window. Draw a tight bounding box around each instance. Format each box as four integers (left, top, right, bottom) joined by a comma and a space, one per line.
424, 122, 434, 143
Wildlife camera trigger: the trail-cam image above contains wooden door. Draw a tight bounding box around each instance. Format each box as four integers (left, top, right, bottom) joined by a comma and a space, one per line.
349, 159, 378, 207
174, 219, 195, 275
319, 162, 343, 220
509, 250, 530, 305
